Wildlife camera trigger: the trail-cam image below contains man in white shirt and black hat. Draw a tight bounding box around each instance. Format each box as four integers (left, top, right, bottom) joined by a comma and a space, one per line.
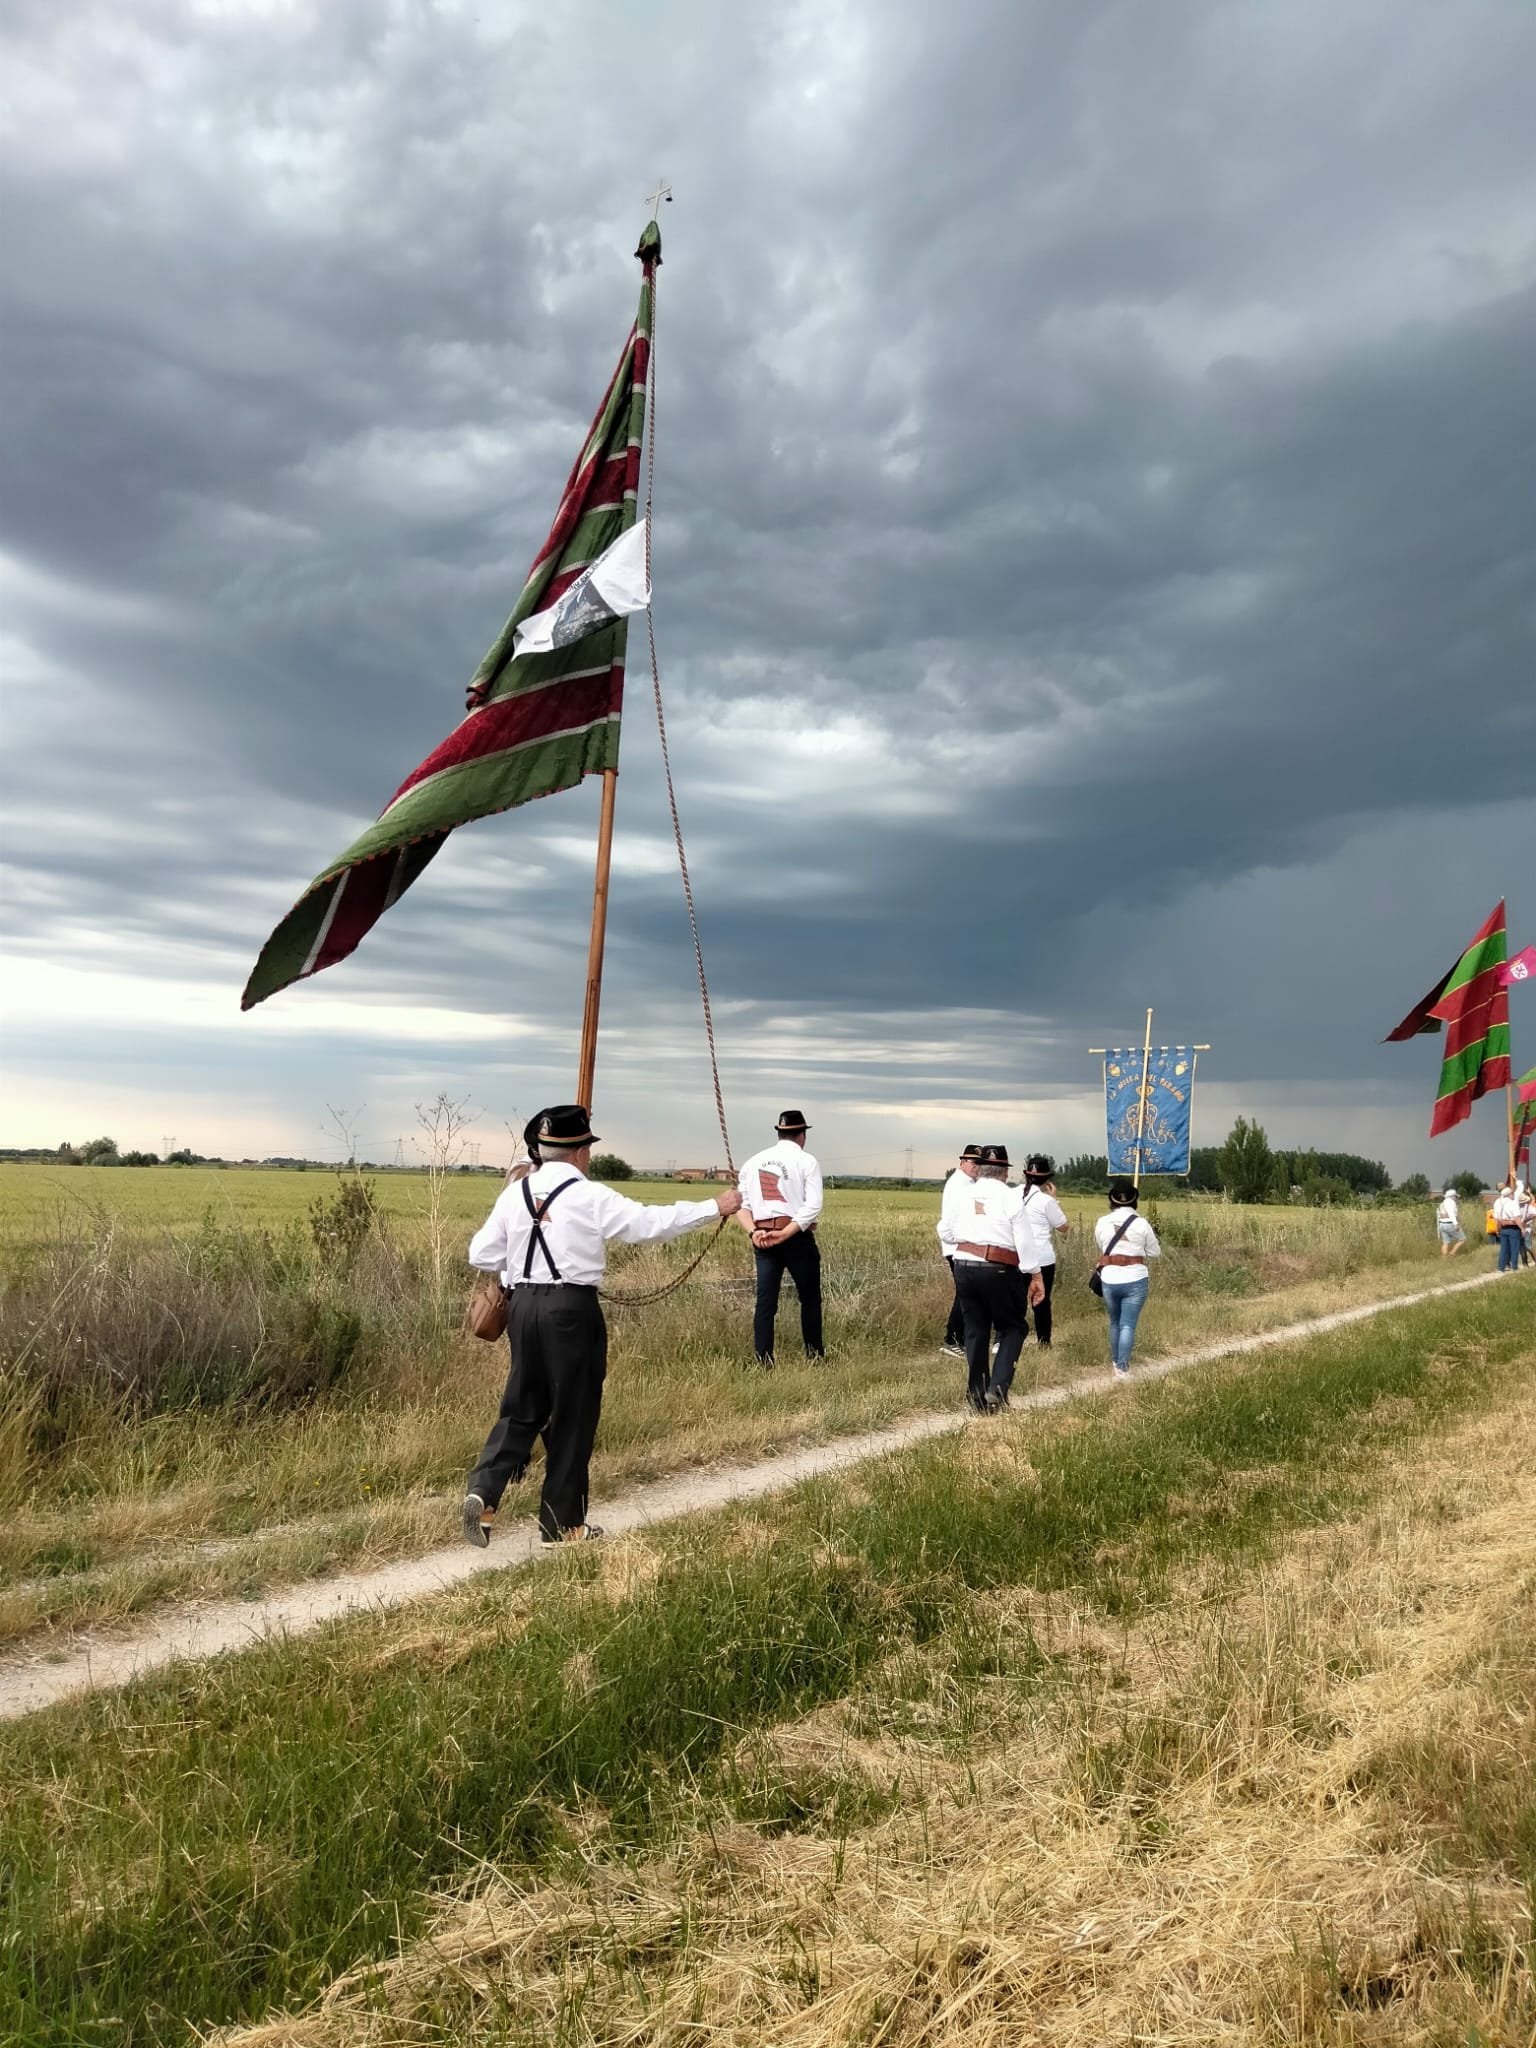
936, 1143, 983, 1358
950, 1144, 1044, 1412
463, 1104, 742, 1545
736, 1110, 824, 1366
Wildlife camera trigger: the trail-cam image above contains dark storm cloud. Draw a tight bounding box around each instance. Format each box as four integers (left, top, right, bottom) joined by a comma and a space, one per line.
3, 0, 1534, 1169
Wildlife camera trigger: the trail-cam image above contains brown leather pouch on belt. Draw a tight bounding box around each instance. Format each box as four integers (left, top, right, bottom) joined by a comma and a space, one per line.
467, 1279, 509, 1342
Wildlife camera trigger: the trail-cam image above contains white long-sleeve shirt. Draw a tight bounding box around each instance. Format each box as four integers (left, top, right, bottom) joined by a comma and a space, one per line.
737, 1142, 823, 1230
950, 1176, 1040, 1270
1493, 1191, 1522, 1225
1019, 1185, 1069, 1268
936, 1167, 975, 1255
1093, 1207, 1162, 1284
468, 1162, 719, 1289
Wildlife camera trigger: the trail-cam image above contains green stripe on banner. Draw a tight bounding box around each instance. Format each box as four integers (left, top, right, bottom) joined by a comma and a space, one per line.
1437, 931, 1507, 1002
1436, 1022, 1512, 1099
374, 718, 621, 851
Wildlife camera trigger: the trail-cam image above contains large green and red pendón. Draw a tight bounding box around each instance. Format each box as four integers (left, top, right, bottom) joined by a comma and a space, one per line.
1384, 899, 1512, 1135
241, 223, 661, 1012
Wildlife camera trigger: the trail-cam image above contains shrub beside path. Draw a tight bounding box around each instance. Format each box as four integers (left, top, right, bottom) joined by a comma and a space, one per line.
0, 1268, 1514, 1724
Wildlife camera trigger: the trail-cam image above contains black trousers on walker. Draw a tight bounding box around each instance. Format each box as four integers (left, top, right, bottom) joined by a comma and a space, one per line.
954, 1261, 1030, 1408
943, 1255, 966, 1347
1031, 1261, 1056, 1345
752, 1229, 824, 1360
468, 1283, 606, 1540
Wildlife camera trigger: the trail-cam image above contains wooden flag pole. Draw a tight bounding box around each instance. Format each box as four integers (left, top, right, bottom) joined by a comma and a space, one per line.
576, 767, 618, 1108
1507, 1075, 1519, 1185
1133, 1006, 1154, 1188
573, 194, 670, 1112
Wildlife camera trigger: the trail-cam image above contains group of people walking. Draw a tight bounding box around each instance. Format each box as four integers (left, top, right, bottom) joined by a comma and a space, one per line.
459, 1106, 1161, 1549
937, 1143, 1161, 1409
1490, 1180, 1535, 1271
1435, 1181, 1534, 1270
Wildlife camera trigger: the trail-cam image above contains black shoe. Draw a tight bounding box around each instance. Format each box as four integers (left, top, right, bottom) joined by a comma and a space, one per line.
983, 1390, 1005, 1414
805, 1349, 827, 1364
754, 1352, 776, 1370
461, 1492, 492, 1548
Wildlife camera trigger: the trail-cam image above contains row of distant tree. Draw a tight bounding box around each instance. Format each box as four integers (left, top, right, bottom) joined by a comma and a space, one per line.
0, 1125, 1495, 1204
0, 1139, 207, 1167
1055, 1119, 1488, 1204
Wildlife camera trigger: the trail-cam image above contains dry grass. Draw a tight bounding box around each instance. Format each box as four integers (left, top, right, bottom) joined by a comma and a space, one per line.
221, 1377, 1536, 2047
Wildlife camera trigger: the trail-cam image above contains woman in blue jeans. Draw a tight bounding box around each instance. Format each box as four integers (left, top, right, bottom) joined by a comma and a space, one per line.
1094, 1180, 1161, 1376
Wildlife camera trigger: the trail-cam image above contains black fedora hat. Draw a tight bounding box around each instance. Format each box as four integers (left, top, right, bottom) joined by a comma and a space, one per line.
978, 1143, 1010, 1168
525, 1104, 600, 1150
1025, 1152, 1055, 1178
959, 1143, 984, 1161
775, 1110, 811, 1132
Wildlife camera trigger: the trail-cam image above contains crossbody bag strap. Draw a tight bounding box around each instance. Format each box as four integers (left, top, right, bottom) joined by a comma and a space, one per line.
1094, 1214, 1138, 1270
520, 1176, 581, 1282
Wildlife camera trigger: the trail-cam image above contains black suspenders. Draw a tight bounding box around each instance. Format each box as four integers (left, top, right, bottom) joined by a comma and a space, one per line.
520, 1176, 580, 1282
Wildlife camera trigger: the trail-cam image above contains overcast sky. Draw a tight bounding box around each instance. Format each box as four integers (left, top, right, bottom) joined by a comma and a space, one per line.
2, 0, 1533, 1180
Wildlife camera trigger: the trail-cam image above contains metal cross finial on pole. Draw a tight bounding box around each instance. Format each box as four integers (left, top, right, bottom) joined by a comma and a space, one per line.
644, 179, 673, 221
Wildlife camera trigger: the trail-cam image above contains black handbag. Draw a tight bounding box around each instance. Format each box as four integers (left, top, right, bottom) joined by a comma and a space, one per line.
1089, 1213, 1138, 1296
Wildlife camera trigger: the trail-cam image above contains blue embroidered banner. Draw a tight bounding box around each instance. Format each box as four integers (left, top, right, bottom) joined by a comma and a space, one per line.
1104, 1046, 1197, 1176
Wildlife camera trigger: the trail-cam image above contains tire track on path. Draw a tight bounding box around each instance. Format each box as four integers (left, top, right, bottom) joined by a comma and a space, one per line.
0, 1268, 1515, 1723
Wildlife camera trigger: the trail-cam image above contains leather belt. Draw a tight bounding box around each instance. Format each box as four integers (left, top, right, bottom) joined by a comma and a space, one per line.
1099, 1253, 1144, 1266
956, 1241, 1019, 1268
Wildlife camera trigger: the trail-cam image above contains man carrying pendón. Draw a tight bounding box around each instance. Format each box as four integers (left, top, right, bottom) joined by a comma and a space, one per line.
463, 1104, 742, 1545
736, 1109, 825, 1366
950, 1143, 1044, 1413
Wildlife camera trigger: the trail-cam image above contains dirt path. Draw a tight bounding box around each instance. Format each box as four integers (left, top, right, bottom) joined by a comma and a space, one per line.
0, 1268, 1511, 1723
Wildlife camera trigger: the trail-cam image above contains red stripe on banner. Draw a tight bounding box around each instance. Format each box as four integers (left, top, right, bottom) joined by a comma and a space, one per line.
1430, 1058, 1513, 1137
314, 842, 441, 977
1437, 966, 1510, 1055
525, 336, 637, 580
388, 668, 624, 805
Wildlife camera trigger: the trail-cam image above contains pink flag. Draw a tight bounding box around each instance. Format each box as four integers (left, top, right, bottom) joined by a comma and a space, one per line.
1498, 944, 1536, 988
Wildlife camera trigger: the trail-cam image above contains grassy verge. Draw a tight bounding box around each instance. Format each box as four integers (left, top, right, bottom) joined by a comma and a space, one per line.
2, 1281, 1530, 2044
0, 1185, 1467, 1646
282, 1362, 1536, 2047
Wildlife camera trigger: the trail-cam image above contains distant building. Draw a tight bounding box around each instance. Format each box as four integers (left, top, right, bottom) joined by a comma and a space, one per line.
673, 1167, 733, 1183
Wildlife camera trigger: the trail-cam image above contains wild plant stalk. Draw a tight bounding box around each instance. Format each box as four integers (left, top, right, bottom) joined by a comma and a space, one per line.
413, 1091, 475, 1311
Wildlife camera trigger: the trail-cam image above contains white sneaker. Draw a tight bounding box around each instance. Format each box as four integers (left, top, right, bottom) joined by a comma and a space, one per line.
461, 1492, 492, 1547
940, 1342, 965, 1360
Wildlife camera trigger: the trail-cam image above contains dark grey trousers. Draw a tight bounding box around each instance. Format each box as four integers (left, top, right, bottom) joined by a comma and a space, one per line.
468, 1283, 607, 1540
